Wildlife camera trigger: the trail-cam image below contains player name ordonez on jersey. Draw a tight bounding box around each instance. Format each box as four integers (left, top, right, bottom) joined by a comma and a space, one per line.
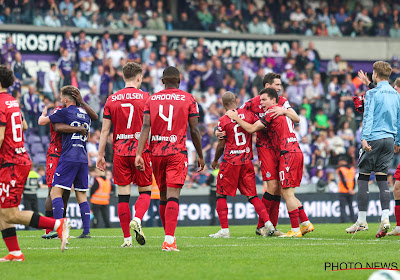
150, 93, 186, 101
110, 92, 145, 102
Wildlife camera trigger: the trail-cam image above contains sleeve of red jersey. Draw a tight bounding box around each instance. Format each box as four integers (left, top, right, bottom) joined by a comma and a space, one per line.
217, 118, 227, 139
0, 104, 5, 126
48, 108, 67, 124
144, 99, 150, 115
260, 113, 272, 127
188, 96, 200, 118
103, 100, 111, 120
280, 97, 291, 109
240, 99, 251, 111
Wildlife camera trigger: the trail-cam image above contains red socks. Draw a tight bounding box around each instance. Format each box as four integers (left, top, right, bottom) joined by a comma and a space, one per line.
395, 203, 400, 226
159, 201, 167, 229
269, 199, 280, 227
164, 198, 179, 236
118, 202, 131, 238
2, 228, 20, 252
38, 216, 56, 230
257, 196, 272, 228
134, 192, 151, 220
288, 209, 300, 229
250, 197, 270, 225
298, 206, 309, 223
216, 197, 229, 229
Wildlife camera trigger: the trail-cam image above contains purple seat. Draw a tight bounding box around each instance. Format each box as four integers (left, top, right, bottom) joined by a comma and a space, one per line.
30, 142, 45, 153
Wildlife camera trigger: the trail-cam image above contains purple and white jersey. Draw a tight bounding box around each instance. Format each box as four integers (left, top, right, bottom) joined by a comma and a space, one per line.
49, 105, 91, 164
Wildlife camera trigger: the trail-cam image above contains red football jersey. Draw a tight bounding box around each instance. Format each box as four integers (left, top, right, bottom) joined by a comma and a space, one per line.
104, 87, 150, 156
241, 95, 291, 149
218, 108, 257, 165
144, 87, 199, 156
47, 106, 63, 157
0, 92, 31, 166
260, 105, 301, 154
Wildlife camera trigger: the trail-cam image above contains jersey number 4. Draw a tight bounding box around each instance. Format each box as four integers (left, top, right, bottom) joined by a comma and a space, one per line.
159, 104, 173, 131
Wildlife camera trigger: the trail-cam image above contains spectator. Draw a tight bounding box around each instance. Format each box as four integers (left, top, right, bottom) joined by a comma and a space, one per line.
101, 31, 113, 55
290, 5, 306, 22
11, 52, 33, 85
248, 16, 264, 34
314, 109, 331, 130
196, 3, 213, 31
230, 60, 245, 89
22, 84, 40, 129
328, 18, 342, 37
146, 11, 166, 30
327, 54, 344, 76
59, 30, 76, 58
59, 0, 74, 17
83, 0, 99, 17
73, 10, 89, 28
59, 8, 74, 26
337, 121, 355, 149
128, 30, 145, 50
87, 133, 99, 167
43, 63, 58, 101
286, 78, 304, 109
354, 8, 373, 28
58, 49, 73, 87
375, 22, 388, 37
106, 42, 125, 69
78, 41, 94, 82
390, 22, 400, 38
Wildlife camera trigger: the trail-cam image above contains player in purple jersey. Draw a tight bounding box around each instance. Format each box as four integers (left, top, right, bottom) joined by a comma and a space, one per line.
38, 86, 92, 238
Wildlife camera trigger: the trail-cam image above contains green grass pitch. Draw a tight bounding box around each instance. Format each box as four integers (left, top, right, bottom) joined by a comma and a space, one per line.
2, 223, 399, 280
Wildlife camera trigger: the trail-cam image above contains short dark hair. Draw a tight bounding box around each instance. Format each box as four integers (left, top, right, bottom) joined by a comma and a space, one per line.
162, 66, 180, 85
122, 62, 142, 81
262, 72, 281, 86
60, 85, 79, 103
259, 88, 278, 103
0, 65, 14, 89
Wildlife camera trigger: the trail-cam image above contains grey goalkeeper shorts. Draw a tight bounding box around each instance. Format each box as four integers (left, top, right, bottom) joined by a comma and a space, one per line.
358, 137, 394, 174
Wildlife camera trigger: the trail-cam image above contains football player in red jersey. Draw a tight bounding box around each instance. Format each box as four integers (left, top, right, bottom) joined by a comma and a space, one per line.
218, 73, 300, 235
0, 66, 70, 260
209, 91, 275, 238
135, 66, 205, 251
40, 89, 98, 239
97, 62, 153, 247
226, 88, 314, 237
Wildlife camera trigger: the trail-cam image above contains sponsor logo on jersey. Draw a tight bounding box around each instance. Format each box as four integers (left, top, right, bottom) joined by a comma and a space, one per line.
151, 135, 178, 142
135, 132, 141, 140
111, 92, 144, 102
116, 134, 135, 140
229, 149, 249, 155
287, 137, 297, 143
285, 167, 290, 172
220, 174, 223, 179
150, 93, 185, 101
266, 172, 271, 178
77, 113, 85, 119
15, 147, 26, 154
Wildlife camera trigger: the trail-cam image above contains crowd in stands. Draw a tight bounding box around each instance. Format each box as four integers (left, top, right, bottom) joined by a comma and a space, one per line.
3, 0, 400, 38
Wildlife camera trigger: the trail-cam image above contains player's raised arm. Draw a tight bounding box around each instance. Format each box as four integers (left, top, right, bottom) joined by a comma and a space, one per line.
71, 90, 99, 121
188, 116, 205, 172
135, 114, 151, 171
225, 110, 265, 134
211, 138, 226, 169
96, 118, 112, 172
38, 106, 51, 125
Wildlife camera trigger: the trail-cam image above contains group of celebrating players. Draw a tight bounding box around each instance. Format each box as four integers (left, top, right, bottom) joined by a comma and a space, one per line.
0, 61, 315, 259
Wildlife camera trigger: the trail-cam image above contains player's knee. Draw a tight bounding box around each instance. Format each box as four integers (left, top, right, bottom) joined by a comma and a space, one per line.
393, 183, 400, 198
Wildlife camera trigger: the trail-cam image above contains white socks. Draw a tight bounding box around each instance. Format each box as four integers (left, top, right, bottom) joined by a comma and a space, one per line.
264, 221, 273, 228
301, 221, 310, 226
124, 236, 132, 243
165, 235, 174, 244
381, 209, 390, 221
53, 219, 61, 231
133, 217, 141, 225
220, 228, 229, 234
9, 250, 22, 256
357, 211, 367, 223
292, 227, 300, 232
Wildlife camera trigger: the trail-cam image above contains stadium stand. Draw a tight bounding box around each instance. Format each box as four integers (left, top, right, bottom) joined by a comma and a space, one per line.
1, 0, 399, 195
